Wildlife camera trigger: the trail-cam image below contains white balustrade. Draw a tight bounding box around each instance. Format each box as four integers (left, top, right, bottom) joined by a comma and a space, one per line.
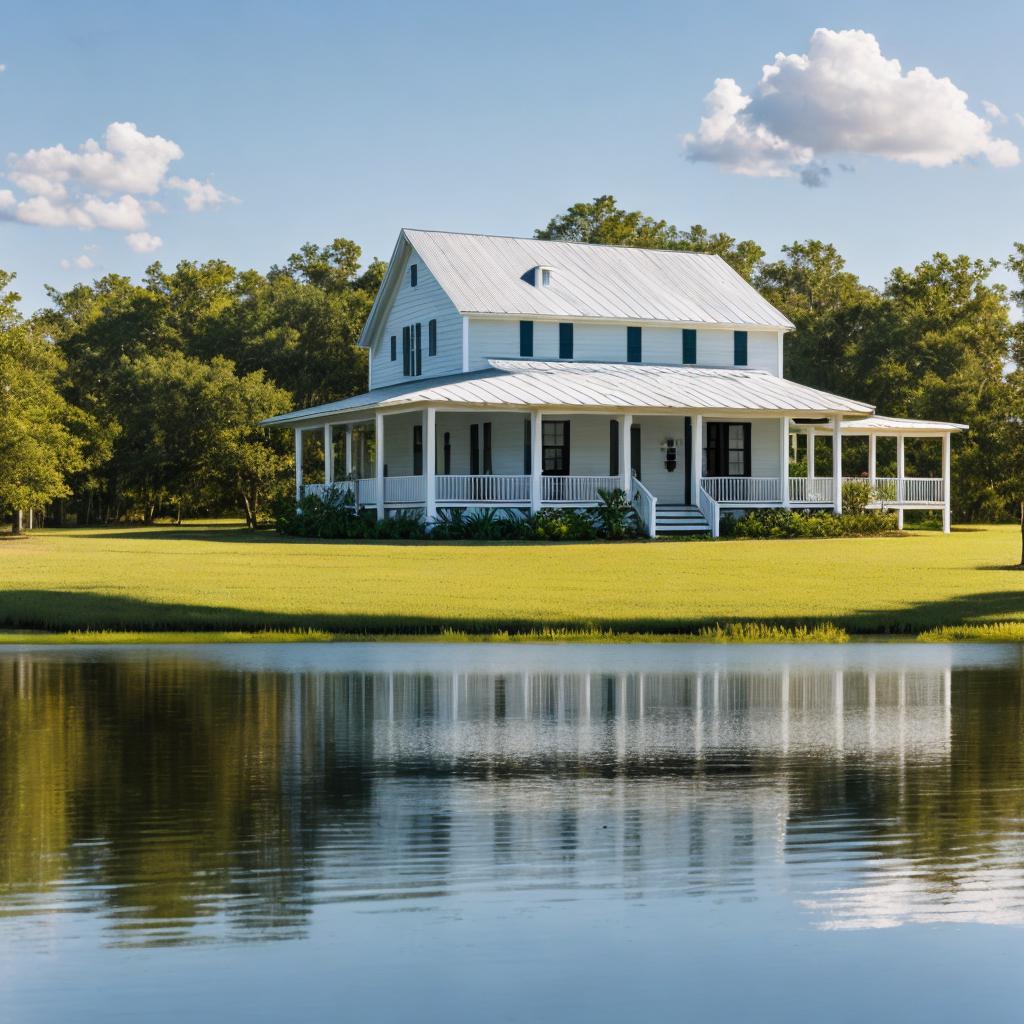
383, 475, 426, 504
629, 477, 657, 538
789, 477, 834, 504
697, 484, 721, 539
542, 475, 624, 504
301, 482, 357, 503
357, 477, 377, 506
700, 477, 781, 503
901, 477, 944, 504
436, 475, 532, 504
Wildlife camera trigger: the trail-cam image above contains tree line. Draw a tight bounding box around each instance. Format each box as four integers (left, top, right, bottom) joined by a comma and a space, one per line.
2, 195, 1022, 530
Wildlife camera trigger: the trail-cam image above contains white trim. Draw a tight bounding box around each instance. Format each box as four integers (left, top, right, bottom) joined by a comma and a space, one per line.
462, 311, 789, 333
461, 316, 469, 373
323, 424, 333, 484
896, 434, 905, 530
530, 411, 542, 514
424, 407, 436, 522
294, 428, 303, 501
780, 416, 790, 508
832, 416, 842, 514
375, 411, 385, 520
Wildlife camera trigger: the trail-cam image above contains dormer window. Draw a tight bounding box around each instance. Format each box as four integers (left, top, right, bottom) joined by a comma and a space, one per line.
530, 265, 553, 287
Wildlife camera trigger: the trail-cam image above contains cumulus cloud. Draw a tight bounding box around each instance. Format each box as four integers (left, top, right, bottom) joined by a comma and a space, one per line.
683, 28, 1019, 185
125, 231, 163, 253
982, 100, 1007, 122
60, 253, 95, 270
167, 176, 237, 212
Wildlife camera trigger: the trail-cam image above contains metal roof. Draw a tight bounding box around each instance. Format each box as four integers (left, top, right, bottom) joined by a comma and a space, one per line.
823, 415, 967, 435
262, 359, 874, 427
402, 229, 794, 330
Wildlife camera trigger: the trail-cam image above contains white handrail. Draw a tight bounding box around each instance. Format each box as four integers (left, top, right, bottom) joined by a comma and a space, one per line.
701, 476, 781, 503
436, 474, 531, 504
542, 475, 623, 504
383, 475, 426, 504
789, 476, 834, 504
697, 483, 721, 539
629, 476, 657, 538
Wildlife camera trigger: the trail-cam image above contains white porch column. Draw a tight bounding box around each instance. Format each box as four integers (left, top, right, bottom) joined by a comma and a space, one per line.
530, 410, 542, 513
896, 434, 905, 530
375, 411, 385, 520
344, 425, 353, 477
867, 434, 877, 485
294, 428, 303, 501
692, 414, 703, 501
941, 432, 951, 534
424, 407, 437, 523
621, 414, 632, 490
780, 417, 790, 507
832, 417, 843, 514
323, 424, 334, 485
805, 427, 815, 480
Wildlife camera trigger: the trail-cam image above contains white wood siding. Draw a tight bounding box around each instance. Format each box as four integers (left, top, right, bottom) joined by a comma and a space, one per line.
370, 247, 463, 389
632, 415, 689, 502
467, 319, 782, 375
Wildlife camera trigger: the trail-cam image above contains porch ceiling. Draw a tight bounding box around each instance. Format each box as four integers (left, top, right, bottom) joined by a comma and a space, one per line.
262, 360, 874, 428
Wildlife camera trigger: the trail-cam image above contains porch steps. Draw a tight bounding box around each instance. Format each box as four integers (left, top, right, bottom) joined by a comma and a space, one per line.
654, 504, 710, 536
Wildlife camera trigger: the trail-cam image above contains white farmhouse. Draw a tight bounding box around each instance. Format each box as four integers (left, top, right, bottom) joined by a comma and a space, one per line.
263, 230, 965, 536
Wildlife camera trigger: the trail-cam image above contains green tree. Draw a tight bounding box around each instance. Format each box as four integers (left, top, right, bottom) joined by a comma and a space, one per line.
0, 271, 87, 530
536, 195, 764, 279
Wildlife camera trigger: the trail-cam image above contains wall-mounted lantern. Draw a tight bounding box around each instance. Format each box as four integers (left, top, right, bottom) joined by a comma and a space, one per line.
661, 438, 678, 472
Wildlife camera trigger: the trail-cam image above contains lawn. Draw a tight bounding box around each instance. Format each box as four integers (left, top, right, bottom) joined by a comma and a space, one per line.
1, 522, 1022, 639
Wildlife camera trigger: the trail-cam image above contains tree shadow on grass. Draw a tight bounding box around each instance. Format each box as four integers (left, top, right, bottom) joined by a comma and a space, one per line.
1, 587, 1024, 638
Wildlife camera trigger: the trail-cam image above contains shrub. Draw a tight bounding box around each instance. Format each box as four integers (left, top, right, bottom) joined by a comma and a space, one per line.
842, 479, 874, 515
592, 488, 642, 539
531, 508, 599, 541
723, 507, 897, 540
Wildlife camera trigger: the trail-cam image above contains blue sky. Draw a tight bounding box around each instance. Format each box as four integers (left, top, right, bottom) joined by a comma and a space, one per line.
3, 0, 1023, 312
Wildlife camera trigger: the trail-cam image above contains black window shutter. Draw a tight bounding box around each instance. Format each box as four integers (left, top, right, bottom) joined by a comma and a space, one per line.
390, 335, 397, 361
410, 263, 417, 287
523, 418, 531, 474
630, 424, 641, 481
402, 326, 410, 375
627, 326, 641, 363
443, 432, 451, 475
483, 422, 493, 474
743, 423, 752, 476
683, 329, 697, 364
706, 422, 721, 476
520, 320, 534, 357
415, 323, 422, 375
559, 323, 573, 359
470, 424, 480, 475
684, 417, 693, 504
609, 419, 620, 476
734, 330, 748, 366
413, 425, 423, 475
428, 319, 437, 356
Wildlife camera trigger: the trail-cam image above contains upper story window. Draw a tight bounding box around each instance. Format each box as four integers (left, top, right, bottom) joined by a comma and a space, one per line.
559, 322, 573, 360
733, 330, 748, 366
428, 319, 437, 357
530, 265, 553, 287
403, 323, 422, 376
519, 320, 534, 357
683, 329, 697, 365
627, 326, 642, 363
410, 264, 418, 287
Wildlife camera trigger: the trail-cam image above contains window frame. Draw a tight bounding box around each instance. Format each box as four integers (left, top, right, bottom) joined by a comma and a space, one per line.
541, 419, 571, 475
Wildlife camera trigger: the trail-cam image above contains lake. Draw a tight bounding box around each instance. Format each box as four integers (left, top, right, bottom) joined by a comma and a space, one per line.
2, 642, 1024, 1023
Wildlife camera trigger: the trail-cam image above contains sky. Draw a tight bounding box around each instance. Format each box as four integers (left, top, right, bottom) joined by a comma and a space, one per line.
3, 0, 1024, 313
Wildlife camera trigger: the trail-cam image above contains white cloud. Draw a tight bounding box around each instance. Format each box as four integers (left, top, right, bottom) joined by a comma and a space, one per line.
125, 231, 163, 253
982, 100, 1007, 122
59, 253, 96, 270
683, 28, 1019, 185
81, 194, 147, 230
167, 176, 237, 212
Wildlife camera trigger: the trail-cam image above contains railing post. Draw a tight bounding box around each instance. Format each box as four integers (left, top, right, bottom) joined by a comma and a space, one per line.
344, 425, 353, 476
780, 416, 790, 507
375, 411, 385, 521
806, 426, 815, 482
868, 433, 877, 487
530, 411, 542, 513
941, 432, 951, 534
896, 434, 905, 530
832, 417, 843, 515
294, 428, 303, 501
424, 407, 437, 524
323, 424, 334, 485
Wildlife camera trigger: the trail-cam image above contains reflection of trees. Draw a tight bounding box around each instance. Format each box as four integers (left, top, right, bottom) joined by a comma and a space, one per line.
0, 649, 1022, 942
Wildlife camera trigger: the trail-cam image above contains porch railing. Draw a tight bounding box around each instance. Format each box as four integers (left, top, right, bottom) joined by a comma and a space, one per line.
436, 475, 531, 504
696, 483, 721, 539
788, 477, 834, 504
383, 475, 425, 504
629, 477, 657, 538
542, 475, 623, 504
357, 478, 378, 506
701, 476, 781, 504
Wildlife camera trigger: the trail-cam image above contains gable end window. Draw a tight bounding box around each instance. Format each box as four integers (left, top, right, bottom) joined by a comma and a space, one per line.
683, 329, 697, 365
627, 326, 642, 363
410, 263, 418, 287
428, 319, 437, 357
559, 323, 573, 360
734, 330, 748, 366
390, 335, 397, 361
520, 320, 534, 358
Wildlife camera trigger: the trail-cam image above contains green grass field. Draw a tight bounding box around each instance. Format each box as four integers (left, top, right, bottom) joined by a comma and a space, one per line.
1, 522, 1022, 639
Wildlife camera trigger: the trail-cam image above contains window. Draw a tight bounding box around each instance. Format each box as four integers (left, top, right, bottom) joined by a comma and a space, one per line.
627, 326, 641, 363
630, 424, 641, 481
520, 320, 534, 357
402, 324, 423, 376
428, 319, 437, 357
734, 330, 748, 366
390, 335, 397, 361
410, 263, 418, 287
413, 425, 423, 476
705, 422, 751, 477
683, 329, 697, 365
609, 419, 620, 476
541, 268, 551, 286
559, 323, 573, 359
542, 420, 570, 475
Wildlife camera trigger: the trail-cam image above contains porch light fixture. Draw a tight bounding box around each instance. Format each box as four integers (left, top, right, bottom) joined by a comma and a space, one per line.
660, 438, 678, 472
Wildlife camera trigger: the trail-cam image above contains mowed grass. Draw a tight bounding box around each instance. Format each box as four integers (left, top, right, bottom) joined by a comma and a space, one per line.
0, 522, 1022, 637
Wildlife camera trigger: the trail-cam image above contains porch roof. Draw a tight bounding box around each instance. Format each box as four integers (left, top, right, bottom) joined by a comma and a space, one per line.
262, 359, 875, 427
802, 414, 969, 437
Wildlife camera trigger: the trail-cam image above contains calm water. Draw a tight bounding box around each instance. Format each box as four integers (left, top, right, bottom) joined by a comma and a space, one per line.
2, 642, 1024, 1023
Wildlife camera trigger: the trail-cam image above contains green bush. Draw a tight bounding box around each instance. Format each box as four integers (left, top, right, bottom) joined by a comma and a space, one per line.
842, 479, 874, 515
722, 507, 897, 540
591, 488, 642, 539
